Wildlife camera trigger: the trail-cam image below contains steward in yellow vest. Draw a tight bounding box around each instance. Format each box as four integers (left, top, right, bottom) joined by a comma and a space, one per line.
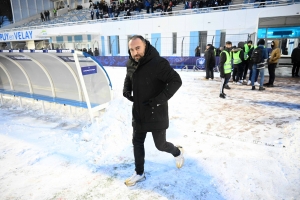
219, 41, 233, 99
242, 40, 254, 83
232, 46, 245, 84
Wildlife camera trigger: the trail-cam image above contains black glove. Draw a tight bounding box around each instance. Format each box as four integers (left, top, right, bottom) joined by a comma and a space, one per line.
123, 91, 133, 102
220, 74, 225, 78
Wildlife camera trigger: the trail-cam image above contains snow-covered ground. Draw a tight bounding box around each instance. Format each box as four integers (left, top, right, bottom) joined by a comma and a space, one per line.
0, 67, 299, 200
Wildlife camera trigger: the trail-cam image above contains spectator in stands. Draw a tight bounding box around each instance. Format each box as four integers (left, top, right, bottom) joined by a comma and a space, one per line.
189, 0, 192, 8
114, 6, 120, 17
99, 1, 104, 11
204, 44, 215, 80
47, 10, 50, 20
258, 0, 266, 8
163, 0, 169, 12
96, 9, 100, 19
108, 5, 113, 18
145, 0, 150, 13
191, 0, 196, 8
291, 43, 300, 77
94, 48, 100, 56
91, 9, 95, 20
40, 12, 45, 22
53, 8, 57, 17
44, 10, 47, 21
88, 48, 94, 56
199, 0, 204, 8
166, 5, 172, 13
195, 46, 201, 57
150, 0, 155, 13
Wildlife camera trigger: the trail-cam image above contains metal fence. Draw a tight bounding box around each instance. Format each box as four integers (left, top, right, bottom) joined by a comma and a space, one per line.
104, 33, 253, 57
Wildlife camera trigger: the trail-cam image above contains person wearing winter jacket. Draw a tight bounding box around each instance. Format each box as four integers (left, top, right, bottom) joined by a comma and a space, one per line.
204, 44, 216, 80
219, 41, 232, 98
291, 43, 300, 77
123, 35, 184, 187
264, 40, 281, 87
145, 0, 150, 13
251, 39, 268, 90
94, 48, 99, 56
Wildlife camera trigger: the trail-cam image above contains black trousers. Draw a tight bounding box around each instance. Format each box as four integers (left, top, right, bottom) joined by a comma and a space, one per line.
268, 63, 277, 85
243, 60, 251, 80
133, 129, 180, 175
205, 66, 214, 79
220, 73, 231, 94
232, 67, 238, 82
292, 62, 300, 76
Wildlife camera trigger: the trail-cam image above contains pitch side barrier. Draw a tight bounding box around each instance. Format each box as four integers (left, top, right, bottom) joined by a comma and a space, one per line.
0, 49, 113, 122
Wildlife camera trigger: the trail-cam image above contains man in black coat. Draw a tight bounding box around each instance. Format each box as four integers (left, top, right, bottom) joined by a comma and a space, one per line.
204, 44, 216, 80
123, 35, 184, 186
291, 43, 300, 77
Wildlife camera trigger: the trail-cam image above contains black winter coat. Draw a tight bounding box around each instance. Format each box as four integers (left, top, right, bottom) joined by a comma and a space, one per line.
291, 47, 300, 63
204, 46, 216, 69
123, 41, 182, 132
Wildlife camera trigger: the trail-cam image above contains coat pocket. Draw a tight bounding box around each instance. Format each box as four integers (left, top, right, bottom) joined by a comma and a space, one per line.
143, 104, 168, 122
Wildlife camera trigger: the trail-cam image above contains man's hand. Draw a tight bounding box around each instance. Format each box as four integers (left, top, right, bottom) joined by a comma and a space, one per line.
123, 91, 133, 102
142, 98, 157, 107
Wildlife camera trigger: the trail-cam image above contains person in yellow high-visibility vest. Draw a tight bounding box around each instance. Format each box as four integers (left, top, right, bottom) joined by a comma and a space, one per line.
242, 41, 254, 85
232, 45, 245, 85
219, 41, 233, 99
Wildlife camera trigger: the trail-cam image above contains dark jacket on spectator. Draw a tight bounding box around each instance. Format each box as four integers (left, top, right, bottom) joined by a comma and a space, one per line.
204, 45, 216, 69
291, 43, 300, 63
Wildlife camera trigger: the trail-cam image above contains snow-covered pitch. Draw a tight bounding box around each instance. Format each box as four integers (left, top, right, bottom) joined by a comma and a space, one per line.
0, 67, 299, 199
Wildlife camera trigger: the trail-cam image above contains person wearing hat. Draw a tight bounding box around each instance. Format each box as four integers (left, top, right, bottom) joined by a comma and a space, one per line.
251, 39, 268, 90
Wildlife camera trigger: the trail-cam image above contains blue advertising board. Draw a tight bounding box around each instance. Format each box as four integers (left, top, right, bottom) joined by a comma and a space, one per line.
81, 65, 97, 75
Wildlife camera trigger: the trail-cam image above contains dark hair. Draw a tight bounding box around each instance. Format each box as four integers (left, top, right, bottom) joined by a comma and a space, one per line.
129, 35, 146, 44
225, 41, 232, 45
247, 40, 253, 44
207, 44, 212, 46
257, 39, 265, 45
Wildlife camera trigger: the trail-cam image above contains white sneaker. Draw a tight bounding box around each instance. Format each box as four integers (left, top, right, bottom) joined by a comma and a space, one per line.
175, 146, 184, 169
236, 82, 242, 85
124, 172, 146, 187
243, 80, 247, 83
247, 80, 251, 85
254, 82, 260, 86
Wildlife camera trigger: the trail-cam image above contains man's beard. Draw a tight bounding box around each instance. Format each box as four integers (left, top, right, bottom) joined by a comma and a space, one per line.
134, 54, 142, 62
